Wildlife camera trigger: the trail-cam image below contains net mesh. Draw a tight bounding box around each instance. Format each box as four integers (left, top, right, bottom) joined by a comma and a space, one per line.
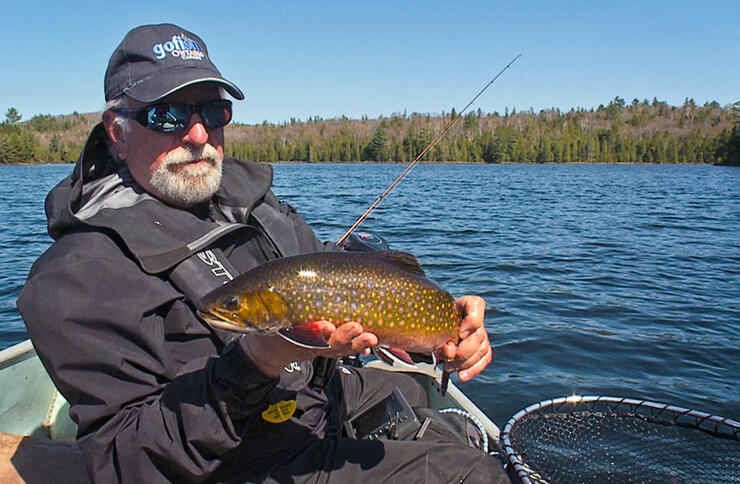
501, 396, 739, 484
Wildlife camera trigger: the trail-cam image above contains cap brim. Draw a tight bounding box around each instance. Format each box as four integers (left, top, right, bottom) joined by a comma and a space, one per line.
124, 66, 245, 102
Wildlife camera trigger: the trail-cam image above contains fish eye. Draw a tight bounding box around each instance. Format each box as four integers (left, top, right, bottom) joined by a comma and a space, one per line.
222, 295, 241, 311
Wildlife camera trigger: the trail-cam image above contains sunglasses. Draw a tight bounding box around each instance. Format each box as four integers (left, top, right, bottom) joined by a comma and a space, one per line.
116, 99, 233, 133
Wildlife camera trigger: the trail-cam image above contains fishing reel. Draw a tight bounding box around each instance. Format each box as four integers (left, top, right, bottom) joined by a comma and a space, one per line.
340, 232, 389, 252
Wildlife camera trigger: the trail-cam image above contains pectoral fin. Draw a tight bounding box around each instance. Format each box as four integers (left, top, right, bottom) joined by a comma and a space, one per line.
278, 322, 331, 349
373, 346, 417, 368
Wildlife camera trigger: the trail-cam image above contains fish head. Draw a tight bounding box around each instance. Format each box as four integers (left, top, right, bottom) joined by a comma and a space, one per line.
198, 288, 291, 334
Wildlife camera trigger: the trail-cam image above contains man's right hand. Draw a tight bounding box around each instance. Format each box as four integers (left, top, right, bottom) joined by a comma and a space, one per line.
239, 322, 378, 378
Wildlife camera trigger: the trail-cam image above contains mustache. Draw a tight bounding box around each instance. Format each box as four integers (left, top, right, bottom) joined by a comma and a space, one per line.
162, 144, 222, 166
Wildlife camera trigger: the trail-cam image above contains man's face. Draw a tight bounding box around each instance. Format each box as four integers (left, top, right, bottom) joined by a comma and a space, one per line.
117, 83, 226, 207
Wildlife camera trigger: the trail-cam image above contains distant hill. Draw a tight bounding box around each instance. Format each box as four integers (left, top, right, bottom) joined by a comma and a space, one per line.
1, 97, 737, 165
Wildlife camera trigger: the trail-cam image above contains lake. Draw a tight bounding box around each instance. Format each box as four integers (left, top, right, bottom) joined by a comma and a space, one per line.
1, 162, 738, 426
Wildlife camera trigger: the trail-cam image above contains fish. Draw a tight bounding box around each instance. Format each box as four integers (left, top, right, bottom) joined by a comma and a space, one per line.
197, 250, 462, 359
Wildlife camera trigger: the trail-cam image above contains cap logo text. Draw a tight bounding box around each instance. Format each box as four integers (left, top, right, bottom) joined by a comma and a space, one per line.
152, 33, 205, 61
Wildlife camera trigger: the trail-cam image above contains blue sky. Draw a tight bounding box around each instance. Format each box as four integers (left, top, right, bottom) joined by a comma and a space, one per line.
1, 1, 738, 125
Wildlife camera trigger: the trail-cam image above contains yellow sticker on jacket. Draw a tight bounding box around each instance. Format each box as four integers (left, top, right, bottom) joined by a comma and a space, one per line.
262, 400, 297, 423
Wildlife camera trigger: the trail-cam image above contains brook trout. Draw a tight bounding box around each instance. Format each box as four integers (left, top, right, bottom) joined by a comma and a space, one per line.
198, 251, 461, 354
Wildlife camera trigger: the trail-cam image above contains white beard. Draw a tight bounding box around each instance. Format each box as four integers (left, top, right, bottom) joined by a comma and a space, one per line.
149, 143, 223, 206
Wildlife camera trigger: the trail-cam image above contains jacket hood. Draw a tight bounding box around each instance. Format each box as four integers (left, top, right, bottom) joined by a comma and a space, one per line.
45, 123, 273, 273
45, 123, 119, 238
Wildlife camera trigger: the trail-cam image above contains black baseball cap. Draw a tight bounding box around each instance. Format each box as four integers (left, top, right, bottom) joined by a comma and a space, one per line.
104, 23, 244, 103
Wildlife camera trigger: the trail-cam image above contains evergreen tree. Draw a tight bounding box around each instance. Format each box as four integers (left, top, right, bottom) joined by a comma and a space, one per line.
363, 123, 389, 161
5, 107, 22, 124
0, 125, 39, 163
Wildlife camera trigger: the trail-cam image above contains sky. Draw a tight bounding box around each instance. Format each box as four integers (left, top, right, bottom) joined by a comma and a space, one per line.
1, 1, 738, 125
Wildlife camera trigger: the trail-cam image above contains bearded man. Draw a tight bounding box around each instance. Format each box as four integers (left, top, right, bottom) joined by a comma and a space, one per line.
18, 23, 508, 483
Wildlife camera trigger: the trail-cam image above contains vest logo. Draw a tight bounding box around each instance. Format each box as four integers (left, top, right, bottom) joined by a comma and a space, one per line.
283, 362, 301, 373
197, 250, 234, 282
261, 400, 297, 423
152, 33, 205, 61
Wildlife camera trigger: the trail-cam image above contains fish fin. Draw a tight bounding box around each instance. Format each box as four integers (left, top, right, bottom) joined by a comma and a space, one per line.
372, 251, 426, 276
441, 371, 450, 397
373, 347, 396, 365
402, 352, 435, 365
278, 323, 331, 349
387, 347, 414, 365
373, 347, 418, 368
434, 352, 449, 397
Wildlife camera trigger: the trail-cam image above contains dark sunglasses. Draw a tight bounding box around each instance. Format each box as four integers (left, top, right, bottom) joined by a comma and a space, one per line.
116, 99, 233, 133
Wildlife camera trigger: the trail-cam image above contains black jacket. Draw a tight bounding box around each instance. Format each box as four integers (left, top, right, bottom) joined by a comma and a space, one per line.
17, 124, 335, 482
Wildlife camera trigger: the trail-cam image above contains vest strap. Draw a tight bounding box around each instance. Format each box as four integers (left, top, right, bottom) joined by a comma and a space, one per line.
250, 202, 300, 257
169, 248, 241, 346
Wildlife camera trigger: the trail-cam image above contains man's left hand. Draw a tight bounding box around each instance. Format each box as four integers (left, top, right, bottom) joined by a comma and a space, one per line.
437, 296, 492, 381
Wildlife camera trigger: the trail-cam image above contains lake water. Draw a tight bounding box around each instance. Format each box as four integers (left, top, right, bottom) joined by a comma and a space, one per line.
1, 163, 738, 426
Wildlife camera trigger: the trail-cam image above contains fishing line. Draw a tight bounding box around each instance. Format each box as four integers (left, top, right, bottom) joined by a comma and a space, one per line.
337, 54, 522, 246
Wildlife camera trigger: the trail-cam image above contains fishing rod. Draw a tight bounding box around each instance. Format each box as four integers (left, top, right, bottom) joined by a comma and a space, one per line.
336, 53, 522, 246
334, 55, 522, 395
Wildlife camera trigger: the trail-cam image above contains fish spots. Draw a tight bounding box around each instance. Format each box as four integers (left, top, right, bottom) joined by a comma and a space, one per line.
202, 251, 462, 352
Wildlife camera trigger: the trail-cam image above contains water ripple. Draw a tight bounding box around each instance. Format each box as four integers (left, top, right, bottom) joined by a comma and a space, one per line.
2, 163, 739, 426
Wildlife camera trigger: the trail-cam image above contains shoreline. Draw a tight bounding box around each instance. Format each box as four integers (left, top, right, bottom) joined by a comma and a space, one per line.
0, 160, 726, 167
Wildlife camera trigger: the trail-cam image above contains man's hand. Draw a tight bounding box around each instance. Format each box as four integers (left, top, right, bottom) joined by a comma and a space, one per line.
437, 296, 492, 382
239, 322, 378, 378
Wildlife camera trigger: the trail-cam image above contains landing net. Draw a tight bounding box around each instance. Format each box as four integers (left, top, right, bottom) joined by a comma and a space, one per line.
501, 395, 739, 483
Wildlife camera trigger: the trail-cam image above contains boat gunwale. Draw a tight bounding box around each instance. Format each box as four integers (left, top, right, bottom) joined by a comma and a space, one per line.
0, 339, 501, 444
0, 340, 36, 371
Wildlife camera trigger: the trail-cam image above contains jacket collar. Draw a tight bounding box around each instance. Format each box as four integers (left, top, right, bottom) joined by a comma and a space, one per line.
45, 123, 274, 273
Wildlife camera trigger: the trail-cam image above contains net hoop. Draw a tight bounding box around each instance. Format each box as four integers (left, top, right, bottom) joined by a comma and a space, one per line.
501, 395, 739, 484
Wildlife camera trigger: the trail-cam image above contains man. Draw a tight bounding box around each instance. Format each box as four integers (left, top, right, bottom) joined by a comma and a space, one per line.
18, 24, 509, 483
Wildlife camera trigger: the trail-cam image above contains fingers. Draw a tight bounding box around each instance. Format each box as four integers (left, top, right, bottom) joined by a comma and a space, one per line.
455, 295, 486, 339
435, 341, 457, 361
443, 295, 492, 380
325, 322, 378, 357
328, 321, 361, 345
443, 325, 491, 369
453, 338, 492, 381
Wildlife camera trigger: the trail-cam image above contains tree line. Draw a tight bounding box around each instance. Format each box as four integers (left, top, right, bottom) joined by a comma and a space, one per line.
2, 97, 738, 165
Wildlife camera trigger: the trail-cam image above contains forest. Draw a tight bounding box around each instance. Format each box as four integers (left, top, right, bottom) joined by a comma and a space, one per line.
1, 97, 738, 165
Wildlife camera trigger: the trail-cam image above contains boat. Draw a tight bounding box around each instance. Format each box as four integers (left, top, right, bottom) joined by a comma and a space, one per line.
0, 338, 501, 483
